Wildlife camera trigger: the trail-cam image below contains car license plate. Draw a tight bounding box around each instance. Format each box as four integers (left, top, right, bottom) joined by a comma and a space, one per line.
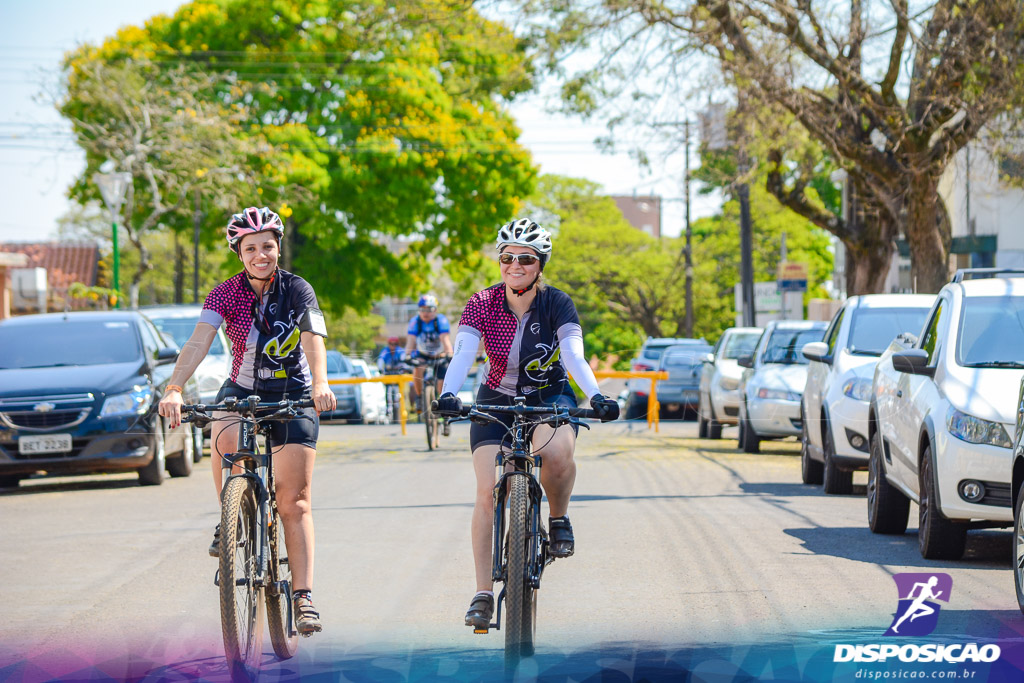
18, 434, 73, 454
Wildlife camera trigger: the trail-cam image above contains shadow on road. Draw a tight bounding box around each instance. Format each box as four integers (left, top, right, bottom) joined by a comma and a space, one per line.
0, 474, 140, 496
785, 526, 1011, 570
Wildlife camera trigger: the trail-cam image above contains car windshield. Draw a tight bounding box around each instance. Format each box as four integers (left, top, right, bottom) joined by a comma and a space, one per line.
761, 328, 824, 365
643, 340, 704, 361
957, 296, 1024, 367
847, 307, 930, 356
326, 353, 349, 375
150, 315, 227, 355
0, 319, 140, 368
664, 353, 704, 369
722, 332, 760, 360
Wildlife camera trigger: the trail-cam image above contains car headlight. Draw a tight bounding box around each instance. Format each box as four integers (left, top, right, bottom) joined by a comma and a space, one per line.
756, 387, 800, 401
719, 376, 740, 391
946, 407, 1012, 448
100, 385, 153, 417
841, 377, 873, 401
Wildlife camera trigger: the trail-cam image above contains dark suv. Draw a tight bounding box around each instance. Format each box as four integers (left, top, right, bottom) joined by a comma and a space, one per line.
625, 337, 709, 419
0, 311, 200, 488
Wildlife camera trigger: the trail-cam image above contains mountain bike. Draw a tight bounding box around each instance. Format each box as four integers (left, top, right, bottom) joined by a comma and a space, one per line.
440, 396, 596, 667
409, 355, 447, 450
182, 395, 314, 683
382, 363, 411, 424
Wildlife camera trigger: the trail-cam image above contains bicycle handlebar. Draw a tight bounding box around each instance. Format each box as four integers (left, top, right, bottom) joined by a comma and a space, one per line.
180, 396, 315, 424
434, 401, 597, 421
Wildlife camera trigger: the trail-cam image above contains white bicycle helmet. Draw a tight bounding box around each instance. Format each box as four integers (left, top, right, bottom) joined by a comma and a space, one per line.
226, 206, 284, 252
496, 218, 552, 266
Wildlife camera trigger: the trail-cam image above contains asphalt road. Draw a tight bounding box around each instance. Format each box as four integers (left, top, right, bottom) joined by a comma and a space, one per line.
2, 419, 1022, 681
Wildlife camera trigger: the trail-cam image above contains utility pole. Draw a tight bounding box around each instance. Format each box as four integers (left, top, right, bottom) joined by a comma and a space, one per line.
738, 151, 755, 327
193, 189, 202, 304
684, 119, 694, 337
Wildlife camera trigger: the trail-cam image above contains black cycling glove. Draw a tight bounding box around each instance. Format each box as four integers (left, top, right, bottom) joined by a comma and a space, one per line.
590, 394, 620, 422
435, 392, 463, 416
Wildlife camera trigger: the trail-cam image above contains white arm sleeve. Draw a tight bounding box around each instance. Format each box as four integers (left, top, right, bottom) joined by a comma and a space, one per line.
441, 330, 480, 397
559, 335, 602, 400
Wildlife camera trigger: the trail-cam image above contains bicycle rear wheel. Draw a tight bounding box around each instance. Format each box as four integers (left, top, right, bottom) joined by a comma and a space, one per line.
504, 473, 536, 667
266, 506, 298, 660
424, 384, 438, 450
219, 476, 265, 681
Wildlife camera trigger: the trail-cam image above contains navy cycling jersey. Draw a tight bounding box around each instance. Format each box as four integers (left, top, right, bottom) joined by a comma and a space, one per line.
458, 283, 582, 396
199, 269, 327, 395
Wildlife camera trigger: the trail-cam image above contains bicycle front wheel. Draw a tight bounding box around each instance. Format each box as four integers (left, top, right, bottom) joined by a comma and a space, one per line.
504, 473, 537, 666
219, 476, 265, 681
424, 384, 438, 450
266, 508, 298, 660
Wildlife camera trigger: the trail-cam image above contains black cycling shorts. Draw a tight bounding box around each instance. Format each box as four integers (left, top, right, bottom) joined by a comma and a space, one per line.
215, 380, 319, 449
469, 385, 579, 452
418, 354, 449, 381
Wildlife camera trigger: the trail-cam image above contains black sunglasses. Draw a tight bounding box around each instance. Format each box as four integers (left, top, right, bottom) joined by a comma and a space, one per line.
499, 253, 540, 266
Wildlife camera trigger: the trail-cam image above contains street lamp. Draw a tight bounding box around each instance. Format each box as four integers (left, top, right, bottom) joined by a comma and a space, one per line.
93, 171, 132, 308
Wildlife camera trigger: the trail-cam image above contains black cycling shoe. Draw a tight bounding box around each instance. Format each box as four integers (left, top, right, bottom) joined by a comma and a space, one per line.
548, 516, 575, 558
208, 523, 221, 557
465, 592, 494, 631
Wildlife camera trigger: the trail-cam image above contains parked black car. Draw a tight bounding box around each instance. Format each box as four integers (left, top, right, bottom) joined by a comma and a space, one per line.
0, 311, 200, 488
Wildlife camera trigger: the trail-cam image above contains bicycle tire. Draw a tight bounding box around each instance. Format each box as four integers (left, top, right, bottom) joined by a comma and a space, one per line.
504, 473, 536, 666
219, 476, 265, 682
266, 507, 298, 660
424, 384, 437, 450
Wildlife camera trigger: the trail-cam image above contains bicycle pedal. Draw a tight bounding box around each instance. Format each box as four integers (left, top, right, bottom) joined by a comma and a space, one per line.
473, 627, 489, 634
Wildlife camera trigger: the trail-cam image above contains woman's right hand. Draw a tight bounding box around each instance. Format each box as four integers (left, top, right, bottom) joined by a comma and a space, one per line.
158, 389, 184, 429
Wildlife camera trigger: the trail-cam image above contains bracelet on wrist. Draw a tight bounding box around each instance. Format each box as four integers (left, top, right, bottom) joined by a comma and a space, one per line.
166, 384, 183, 394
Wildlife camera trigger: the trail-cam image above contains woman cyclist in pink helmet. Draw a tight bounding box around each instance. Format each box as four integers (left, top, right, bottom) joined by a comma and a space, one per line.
158, 206, 335, 635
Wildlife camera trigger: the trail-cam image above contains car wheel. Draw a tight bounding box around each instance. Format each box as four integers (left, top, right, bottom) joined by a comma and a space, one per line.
800, 406, 823, 485
1014, 481, 1024, 615
918, 443, 967, 560
697, 409, 709, 438
625, 397, 645, 421
167, 424, 195, 478
192, 424, 205, 463
0, 475, 22, 489
707, 402, 723, 440
741, 407, 760, 454
822, 417, 853, 495
139, 421, 167, 486
867, 430, 909, 534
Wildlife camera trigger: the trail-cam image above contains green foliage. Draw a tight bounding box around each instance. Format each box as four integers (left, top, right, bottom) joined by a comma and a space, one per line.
63, 0, 539, 311
324, 307, 387, 355
691, 183, 833, 342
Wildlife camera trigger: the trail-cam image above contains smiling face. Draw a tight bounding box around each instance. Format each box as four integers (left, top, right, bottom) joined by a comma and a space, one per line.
238, 232, 280, 279
500, 245, 541, 290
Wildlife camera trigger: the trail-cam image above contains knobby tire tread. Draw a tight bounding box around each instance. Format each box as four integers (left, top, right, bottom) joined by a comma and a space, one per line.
219, 476, 265, 682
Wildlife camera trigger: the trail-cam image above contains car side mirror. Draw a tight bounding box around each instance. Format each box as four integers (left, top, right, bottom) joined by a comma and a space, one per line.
802, 341, 832, 365
702, 353, 715, 364
737, 355, 754, 369
156, 346, 180, 365
892, 349, 935, 377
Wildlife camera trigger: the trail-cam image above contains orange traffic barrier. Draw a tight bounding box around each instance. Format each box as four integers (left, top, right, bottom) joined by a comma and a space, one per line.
592, 370, 670, 432
328, 374, 415, 435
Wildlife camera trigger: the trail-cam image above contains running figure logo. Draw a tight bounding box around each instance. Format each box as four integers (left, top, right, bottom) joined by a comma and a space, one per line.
884, 573, 952, 637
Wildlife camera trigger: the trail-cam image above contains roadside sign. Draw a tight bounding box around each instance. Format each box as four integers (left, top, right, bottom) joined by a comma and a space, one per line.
734, 282, 801, 326
778, 261, 808, 292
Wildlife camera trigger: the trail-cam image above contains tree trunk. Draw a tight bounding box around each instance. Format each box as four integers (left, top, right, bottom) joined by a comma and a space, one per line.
844, 237, 893, 295
904, 175, 952, 293
173, 231, 184, 304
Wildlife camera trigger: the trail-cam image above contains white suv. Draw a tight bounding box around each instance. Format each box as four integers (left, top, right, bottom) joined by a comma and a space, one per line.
801, 295, 933, 494
868, 272, 1024, 560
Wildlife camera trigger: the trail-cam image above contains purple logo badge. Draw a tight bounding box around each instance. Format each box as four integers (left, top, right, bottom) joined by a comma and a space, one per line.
884, 573, 952, 637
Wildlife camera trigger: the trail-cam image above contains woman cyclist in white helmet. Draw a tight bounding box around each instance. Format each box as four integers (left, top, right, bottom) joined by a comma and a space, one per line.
157, 206, 335, 635
434, 218, 619, 630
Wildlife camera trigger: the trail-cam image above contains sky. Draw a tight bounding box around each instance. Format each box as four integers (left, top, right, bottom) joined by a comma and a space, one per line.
0, 0, 719, 244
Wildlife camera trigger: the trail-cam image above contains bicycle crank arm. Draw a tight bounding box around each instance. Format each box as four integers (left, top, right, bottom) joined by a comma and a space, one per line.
210, 569, 250, 588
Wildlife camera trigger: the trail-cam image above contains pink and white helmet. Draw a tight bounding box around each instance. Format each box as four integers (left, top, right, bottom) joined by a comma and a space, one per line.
226, 207, 284, 251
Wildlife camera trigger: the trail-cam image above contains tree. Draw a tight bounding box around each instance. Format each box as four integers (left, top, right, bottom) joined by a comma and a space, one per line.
523, 1, 1024, 293
58, 57, 258, 308
69, 0, 539, 311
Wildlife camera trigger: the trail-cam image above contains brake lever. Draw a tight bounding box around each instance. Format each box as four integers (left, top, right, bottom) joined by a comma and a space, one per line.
468, 409, 503, 426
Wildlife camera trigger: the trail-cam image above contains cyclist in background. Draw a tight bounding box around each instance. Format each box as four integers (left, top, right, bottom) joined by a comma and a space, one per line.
377, 336, 406, 374
405, 294, 453, 411
434, 218, 619, 630
157, 206, 335, 636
